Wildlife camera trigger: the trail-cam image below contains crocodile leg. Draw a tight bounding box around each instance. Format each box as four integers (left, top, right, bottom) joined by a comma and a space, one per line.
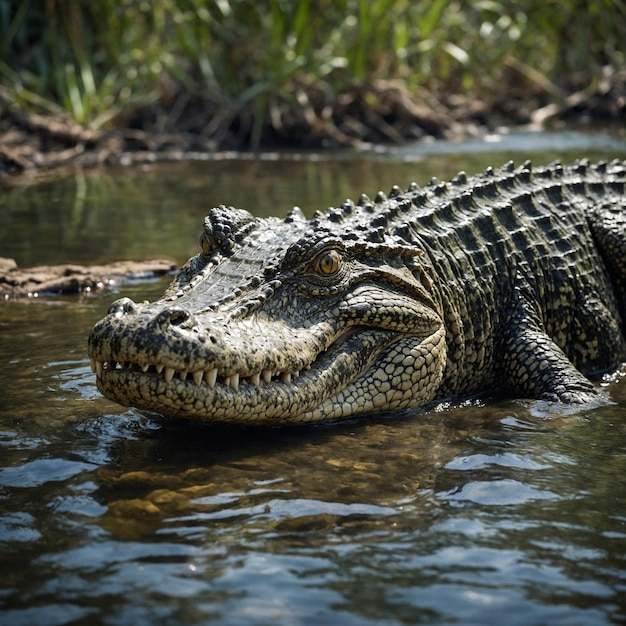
497, 272, 597, 403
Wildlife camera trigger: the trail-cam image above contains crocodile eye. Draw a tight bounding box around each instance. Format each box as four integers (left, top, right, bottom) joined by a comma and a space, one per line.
311, 249, 342, 276
200, 231, 218, 255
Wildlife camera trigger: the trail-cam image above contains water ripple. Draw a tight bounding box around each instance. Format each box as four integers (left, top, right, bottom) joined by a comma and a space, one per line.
0, 458, 96, 489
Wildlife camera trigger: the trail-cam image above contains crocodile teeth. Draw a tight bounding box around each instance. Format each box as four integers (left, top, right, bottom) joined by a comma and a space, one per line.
91, 358, 305, 389
206, 368, 218, 388
228, 373, 240, 391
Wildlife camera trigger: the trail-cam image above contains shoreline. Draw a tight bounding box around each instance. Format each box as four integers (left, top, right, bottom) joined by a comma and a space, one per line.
2, 67, 624, 178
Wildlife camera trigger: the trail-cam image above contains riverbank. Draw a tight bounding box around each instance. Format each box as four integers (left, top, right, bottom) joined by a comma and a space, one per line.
1, 65, 624, 177
1, 1, 624, 176
0, 257, 176, 298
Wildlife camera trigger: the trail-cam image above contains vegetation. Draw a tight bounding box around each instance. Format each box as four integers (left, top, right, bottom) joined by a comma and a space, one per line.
0, 0, 624, 151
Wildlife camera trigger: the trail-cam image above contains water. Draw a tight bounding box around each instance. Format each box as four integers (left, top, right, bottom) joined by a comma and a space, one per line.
1, 129, 626, 625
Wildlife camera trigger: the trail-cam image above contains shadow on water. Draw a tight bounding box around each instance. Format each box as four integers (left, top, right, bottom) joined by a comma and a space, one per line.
1, 129, 626, 625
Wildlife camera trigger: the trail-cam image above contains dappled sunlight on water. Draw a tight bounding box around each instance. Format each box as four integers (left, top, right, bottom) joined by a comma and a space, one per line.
1, 139, 626, 624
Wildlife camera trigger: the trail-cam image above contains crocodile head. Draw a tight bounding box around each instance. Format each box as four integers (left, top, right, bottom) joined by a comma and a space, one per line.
88, 204, 446, 424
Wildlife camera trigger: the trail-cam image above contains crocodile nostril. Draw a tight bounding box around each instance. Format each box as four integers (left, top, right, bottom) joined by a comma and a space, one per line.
108, 297, 138, 317
154, 307, 194, 330
169, 308, 191, 326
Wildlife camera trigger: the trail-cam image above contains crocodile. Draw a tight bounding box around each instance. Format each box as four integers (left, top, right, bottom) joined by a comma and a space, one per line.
88, 159, 626, 424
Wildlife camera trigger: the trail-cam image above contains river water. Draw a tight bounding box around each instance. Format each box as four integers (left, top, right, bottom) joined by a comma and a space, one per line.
1, 129, 626, 625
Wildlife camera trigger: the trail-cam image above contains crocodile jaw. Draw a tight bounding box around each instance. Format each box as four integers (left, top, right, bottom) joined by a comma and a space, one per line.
89, 324, 446, 424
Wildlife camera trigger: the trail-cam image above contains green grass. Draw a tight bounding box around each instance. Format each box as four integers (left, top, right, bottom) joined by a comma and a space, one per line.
1, 0, 624, 148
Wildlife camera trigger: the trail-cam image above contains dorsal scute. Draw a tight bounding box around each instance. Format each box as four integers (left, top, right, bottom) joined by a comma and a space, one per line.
285, 206, 306, 223
433, 182, 448, 196
574, 158, 590, 174
475, 179, 498, 198
357, 193, 371, 206
202, 205, 257, 255
451, 171, 468, 185
388, 184, 402, 198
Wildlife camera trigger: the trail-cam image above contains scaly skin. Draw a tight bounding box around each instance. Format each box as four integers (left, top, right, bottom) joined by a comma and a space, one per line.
88, 160, 626, 424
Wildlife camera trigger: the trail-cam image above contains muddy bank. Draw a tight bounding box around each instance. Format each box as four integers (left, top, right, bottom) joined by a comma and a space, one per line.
0, 257, 176, 298
1, 65, 624, 177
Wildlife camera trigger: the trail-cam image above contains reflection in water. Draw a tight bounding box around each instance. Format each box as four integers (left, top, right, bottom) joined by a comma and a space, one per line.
3, 132, 625, 269
1, 141, 626, 624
